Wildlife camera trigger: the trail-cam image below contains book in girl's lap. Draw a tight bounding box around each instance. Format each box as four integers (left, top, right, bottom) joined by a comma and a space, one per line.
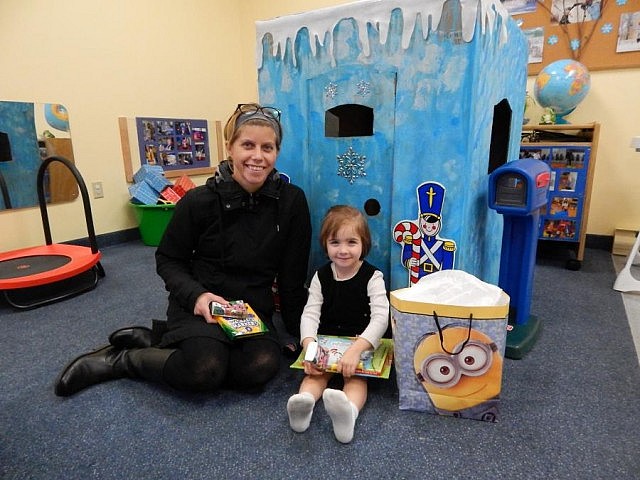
287, 205, 389, 444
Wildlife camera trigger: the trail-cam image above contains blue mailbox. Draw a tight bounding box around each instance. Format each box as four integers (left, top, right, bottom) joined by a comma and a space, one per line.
488, 158, 551, 359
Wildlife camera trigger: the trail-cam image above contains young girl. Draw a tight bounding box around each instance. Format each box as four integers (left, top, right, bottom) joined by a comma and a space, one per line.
287, 205, 389, 443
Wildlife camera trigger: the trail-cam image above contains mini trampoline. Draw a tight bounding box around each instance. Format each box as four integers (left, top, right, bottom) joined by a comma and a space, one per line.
0, 156, 105, 309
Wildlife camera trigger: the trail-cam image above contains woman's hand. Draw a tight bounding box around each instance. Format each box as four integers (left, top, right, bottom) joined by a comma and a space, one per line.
194, 292, 228, 324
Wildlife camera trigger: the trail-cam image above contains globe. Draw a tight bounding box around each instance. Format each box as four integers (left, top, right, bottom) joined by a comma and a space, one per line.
533, 59, 591, 123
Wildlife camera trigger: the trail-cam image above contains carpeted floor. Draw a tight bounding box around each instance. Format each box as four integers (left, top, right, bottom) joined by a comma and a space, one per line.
0, 241, 638, 479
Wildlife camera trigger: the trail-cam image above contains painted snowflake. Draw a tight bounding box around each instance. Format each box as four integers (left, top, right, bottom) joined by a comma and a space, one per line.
356, 80, 371, 96
570, 38, 581, 51
324, 82, 338, 99
336, 146, 367, 184
601, 23, 613, 34
547, 35, 559, 46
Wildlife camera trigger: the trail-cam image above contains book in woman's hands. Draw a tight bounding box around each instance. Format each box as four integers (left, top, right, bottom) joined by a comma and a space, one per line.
210, 301, 268, 340
290, 335, 394, 379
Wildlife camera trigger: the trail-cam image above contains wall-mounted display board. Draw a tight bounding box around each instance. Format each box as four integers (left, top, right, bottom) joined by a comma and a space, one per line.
120, 117, 224, 183
519, 122, 600, 269
506, 0, 640, 75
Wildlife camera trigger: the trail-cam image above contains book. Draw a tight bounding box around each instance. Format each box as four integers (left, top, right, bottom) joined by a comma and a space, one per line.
290, 335, 394, 379
212, 302, 269, 340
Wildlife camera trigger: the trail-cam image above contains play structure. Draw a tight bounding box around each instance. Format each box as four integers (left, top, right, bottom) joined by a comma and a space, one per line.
0, 156, 104, 309
256, 0, 528, 290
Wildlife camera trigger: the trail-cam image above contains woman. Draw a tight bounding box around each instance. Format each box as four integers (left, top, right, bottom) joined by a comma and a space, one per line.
55, 103, 311, 396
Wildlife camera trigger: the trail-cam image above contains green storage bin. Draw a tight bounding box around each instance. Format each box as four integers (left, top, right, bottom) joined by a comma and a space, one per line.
130, 202, 176, 246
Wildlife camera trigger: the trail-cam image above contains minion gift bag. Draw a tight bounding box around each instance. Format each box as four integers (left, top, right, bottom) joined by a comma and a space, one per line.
390, 270, 509, 422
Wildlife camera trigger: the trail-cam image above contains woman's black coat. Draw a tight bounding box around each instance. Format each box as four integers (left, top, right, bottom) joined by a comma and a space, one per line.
155, 161, 311, 346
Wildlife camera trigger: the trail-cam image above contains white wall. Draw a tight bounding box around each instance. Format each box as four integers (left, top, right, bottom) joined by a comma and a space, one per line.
0, 0, 638, 252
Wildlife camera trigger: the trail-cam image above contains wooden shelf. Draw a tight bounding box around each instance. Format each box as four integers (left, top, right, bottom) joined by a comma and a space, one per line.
520, 122, 600, 268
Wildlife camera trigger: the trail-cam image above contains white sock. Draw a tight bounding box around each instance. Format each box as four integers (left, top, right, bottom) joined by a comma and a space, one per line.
287, 392, 315, 433
322, 388, 359, 444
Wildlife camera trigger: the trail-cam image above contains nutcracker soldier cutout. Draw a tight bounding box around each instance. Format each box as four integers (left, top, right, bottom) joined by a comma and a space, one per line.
393, 181, 456, 286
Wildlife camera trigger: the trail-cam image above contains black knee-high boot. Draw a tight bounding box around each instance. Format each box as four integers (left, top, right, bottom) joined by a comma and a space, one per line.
108, 320, 168, 349
54, 346, 175, 397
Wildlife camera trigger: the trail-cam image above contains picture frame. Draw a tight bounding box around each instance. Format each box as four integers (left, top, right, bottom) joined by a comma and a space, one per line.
120, 116, 224, 182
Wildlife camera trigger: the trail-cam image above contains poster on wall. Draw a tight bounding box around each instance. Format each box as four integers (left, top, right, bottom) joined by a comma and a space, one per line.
617, 11, 640, 53
501, 0, 537, 15
136, 117, 211, 173
523, 27, 544, 63
549, 0, 602, 24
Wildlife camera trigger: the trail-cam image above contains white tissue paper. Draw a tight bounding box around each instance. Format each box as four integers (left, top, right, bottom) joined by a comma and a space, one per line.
393, 270, 505, 307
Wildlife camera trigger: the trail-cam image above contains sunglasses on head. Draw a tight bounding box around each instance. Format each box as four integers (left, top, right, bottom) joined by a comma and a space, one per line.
235, 104, 281, 122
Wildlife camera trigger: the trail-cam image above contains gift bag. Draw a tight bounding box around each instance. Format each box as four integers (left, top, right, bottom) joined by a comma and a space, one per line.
391, 270, 509, 422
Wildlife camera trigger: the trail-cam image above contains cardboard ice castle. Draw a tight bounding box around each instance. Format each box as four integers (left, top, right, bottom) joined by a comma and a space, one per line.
256, 0, 528, 290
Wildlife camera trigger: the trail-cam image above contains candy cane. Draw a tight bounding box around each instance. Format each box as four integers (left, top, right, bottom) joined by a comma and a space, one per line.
393, 221, 422, 285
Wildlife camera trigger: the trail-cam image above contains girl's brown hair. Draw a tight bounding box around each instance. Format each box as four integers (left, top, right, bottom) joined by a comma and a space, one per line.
319, 205, 371, 259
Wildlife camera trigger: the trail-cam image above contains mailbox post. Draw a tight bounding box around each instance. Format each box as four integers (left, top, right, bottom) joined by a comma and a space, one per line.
488, 158, 551, 359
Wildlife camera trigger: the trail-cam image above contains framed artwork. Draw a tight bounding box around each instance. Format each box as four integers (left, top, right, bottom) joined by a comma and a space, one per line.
137, 117, 210, 172
120, 117, 223, 182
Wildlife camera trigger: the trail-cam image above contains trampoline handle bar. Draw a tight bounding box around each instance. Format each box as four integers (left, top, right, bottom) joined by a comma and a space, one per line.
36, 156, 100, 254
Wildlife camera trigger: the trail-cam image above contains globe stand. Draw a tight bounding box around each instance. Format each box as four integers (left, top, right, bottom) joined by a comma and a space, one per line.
553, 107, 576, 125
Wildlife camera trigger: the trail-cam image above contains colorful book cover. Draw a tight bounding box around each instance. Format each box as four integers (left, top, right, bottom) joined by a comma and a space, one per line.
210, 299, 247, 318
290, 335, 394, 379
213, 303, 268, 340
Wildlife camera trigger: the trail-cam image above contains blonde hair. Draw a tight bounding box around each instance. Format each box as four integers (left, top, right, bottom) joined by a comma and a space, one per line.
319, 205, 371, 259
223, 103, 282, 151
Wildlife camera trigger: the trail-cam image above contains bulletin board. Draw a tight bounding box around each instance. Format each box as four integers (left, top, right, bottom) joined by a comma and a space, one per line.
120, 117, 224, 182
509, 0, 640, 75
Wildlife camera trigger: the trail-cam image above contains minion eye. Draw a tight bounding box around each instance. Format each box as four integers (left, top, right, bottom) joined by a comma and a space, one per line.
423, 357, 459, 386
457, 343, 491, 375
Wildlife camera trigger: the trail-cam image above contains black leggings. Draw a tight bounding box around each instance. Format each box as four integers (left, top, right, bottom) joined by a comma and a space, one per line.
162, 336, 281, 393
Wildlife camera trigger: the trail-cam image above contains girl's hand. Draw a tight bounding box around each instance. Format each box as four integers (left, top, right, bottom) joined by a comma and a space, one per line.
338, 337, 373, 378
301, 337, 325, 375
194, 292, 228, 324
338, 347, 362, 378
303, 362, 325, 376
